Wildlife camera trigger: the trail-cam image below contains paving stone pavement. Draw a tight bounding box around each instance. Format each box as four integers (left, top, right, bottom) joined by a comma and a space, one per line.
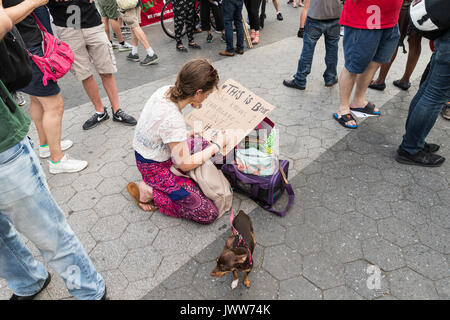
143, 85, 450, 300
1, 8, 447, 299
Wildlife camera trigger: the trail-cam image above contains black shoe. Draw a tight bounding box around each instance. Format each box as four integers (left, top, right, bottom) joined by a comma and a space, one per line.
206, 33, 213, 43
83, 109, 110, 130
277, 12, 283, 21
10, 274, 52, 300
297, 28, 304, 38
283, 79, 305, 90
325, 78, 338, 87
127, 53, 140, 62
368, 81, 386, 91
113, 108, 137, 126
396, 147, 445, 167
140, 54, 159, 66
100, 287, 108, 300
424, 142, 440, 154
393, 80, 411, 90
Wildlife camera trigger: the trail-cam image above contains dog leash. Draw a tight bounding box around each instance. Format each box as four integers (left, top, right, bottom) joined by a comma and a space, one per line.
230, 209, 253, 266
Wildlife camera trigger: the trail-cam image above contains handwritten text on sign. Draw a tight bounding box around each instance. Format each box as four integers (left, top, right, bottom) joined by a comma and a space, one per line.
185, 79, 276, 154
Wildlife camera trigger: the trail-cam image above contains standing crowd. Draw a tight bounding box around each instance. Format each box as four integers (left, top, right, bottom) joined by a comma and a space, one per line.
0, 0, 449, 300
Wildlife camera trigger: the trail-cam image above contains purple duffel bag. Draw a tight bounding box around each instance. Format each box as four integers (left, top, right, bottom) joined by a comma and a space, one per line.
221, 160, 295, 217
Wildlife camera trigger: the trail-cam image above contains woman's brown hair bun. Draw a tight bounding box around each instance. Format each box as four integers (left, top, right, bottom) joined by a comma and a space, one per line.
167, 58, 219, 103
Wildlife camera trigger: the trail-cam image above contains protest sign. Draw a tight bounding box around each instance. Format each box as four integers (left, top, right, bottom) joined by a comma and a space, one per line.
185, 79, 276, 155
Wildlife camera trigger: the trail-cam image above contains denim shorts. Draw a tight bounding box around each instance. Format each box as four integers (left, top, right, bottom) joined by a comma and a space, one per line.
343, 24, 400, 74
19, 45, 61, 97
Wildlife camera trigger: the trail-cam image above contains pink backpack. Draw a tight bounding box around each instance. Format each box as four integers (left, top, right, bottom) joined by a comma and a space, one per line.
28, 14, 74, 86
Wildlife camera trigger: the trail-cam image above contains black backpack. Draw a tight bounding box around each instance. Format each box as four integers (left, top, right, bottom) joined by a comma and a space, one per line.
0, 25, 33, 93
409, 0, 450, 40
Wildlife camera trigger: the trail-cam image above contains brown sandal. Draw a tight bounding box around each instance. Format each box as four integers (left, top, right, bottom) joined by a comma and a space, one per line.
126, 182, 158, 212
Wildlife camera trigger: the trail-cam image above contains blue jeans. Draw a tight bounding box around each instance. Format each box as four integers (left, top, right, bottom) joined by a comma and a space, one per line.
222, 0, 244, 53
294, 17, 340, 87
0, 138, 105, 299
400, 30, 450, 155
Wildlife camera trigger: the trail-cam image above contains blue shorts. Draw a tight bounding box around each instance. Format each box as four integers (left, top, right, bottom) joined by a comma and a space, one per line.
19, 45, 60, 97
343, 25, 400, 74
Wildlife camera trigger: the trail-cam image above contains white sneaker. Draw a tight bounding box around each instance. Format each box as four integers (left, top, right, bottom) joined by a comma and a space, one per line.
48, 155, 88, 174
39, 140, 73, 158
119, 42, 132, 52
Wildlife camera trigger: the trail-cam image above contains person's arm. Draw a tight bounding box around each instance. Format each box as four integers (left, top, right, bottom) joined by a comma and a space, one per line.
169, 131, 230, 172
4, 0, 48, 24
0, 1, 13, 39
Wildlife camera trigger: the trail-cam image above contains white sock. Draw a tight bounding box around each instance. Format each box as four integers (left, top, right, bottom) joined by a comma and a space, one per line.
146, 47, 155, 56
132, 46, 138, 55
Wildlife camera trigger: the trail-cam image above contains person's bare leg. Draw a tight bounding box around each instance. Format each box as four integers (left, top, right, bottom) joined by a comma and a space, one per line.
272, 0, 280, 11
132, 26, 150, 49
398, 34, 422, 83
82, 75, 105, 113
337, 67, 357, 126
130, 29, 138, 48
99, 73, 120, 113
33, 94, 65, 162
350, 61, 382, 112
139, 181, 154, 211
372, 46, 399, 85
101, 17, 111, 41
29, 96, 47, 146
110, 18, 125, 43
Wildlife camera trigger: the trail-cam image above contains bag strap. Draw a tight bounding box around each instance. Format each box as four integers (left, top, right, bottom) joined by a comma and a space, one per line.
261, 183, 295, 217
31, 13, 47, 33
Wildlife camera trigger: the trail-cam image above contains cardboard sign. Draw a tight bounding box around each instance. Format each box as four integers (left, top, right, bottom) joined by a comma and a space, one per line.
185, 79, 276, 154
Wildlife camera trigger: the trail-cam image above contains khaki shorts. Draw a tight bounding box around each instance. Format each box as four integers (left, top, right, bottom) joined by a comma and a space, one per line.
54, 25, 117, 81
121, 7, 141, 29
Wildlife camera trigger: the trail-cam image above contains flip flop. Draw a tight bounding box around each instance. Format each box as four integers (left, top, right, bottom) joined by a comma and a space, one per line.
126, 182, 158, 212
350, 102, 381, 116
333, 113, 358, 129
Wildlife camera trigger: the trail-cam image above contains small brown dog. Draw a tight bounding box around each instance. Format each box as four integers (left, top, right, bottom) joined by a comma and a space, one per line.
210, 210, 255, 289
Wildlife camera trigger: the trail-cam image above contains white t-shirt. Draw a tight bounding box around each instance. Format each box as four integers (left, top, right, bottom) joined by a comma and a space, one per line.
133, 86, 187, 162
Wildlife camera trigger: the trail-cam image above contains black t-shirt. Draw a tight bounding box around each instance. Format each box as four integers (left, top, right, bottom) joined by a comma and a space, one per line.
3, 0, 43, 48
47, 0, 102, 29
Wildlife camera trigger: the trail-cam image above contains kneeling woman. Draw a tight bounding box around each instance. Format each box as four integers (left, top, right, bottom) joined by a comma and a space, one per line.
128, 59, 229, 224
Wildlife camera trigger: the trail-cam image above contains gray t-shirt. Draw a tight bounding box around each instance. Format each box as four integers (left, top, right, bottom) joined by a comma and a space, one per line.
307, 0, 343, 20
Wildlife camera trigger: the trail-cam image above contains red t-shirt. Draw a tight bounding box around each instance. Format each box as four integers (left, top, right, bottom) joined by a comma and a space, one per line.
340, 0, 403, 29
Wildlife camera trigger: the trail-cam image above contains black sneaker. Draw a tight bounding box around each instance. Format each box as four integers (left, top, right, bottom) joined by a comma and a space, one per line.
140, 54, 159, 66
10, 274, 51, 300
113, 109, 137, 126
207, 33, 213, 43
395, 147, 445, 167
127, 53, 140, 62
83, 109, 110, 130
283, 79, 305, 90
277, 12, 283, 21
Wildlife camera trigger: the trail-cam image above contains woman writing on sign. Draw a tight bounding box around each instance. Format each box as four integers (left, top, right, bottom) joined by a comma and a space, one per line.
127, 58, 231, 224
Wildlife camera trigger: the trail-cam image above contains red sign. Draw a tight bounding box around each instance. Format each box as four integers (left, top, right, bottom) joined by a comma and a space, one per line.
140, 0, 174, 27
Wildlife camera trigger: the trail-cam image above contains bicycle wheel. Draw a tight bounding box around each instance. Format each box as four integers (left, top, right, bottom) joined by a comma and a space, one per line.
161, 0, 187, 39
